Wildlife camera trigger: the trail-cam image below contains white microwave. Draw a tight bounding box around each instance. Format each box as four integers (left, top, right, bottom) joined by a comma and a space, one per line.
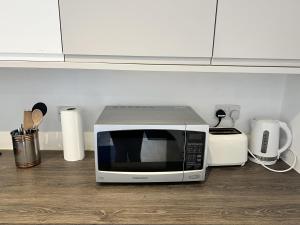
94, 106, 209, 183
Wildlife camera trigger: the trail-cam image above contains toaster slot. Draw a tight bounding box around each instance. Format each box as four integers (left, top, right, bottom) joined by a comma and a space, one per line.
209, 128, 241, 135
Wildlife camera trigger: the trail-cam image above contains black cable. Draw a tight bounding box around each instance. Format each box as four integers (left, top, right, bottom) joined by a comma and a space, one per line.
214, 117, 223, 127
214, 109, 226, 127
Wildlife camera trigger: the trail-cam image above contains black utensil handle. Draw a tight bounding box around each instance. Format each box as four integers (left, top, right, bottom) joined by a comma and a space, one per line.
32, 102, 47, 116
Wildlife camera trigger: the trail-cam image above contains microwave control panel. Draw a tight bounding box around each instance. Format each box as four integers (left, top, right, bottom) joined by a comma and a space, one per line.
184, 131, 206, 170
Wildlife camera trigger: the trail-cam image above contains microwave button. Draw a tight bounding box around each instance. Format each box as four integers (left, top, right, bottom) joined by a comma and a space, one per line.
196, 155, 202, 162
185, 163, 202, 170
187, 155, 196, 161
187, 145, 194, 150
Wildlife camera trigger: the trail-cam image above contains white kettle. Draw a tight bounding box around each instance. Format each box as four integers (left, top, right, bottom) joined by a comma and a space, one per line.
249, 119, 292, 165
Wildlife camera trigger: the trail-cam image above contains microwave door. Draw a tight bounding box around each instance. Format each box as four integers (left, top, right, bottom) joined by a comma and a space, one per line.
97, 129, 185, 172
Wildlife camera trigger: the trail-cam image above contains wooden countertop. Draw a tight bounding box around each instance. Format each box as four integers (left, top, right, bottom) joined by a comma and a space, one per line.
0, 151, 299, 225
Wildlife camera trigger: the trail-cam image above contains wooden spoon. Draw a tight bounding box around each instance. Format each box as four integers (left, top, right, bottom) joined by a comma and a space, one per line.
31, 109, 43, 129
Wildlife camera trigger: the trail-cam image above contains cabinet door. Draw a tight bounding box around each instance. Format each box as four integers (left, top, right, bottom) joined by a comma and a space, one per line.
0, 0, 63, 61
213, 0, 300, 67
60, 0, 217, 65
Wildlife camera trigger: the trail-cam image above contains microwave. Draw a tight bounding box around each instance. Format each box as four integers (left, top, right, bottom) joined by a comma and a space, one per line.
94, 106, 209, 183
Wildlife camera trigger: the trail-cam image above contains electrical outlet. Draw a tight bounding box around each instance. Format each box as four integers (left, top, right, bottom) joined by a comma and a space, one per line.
215, 104, 241, 120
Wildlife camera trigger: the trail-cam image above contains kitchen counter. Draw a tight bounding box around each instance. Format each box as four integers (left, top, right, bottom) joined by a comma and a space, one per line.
0, 151, 299, 225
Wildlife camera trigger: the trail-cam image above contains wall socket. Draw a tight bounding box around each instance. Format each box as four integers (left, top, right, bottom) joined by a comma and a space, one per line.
215, 104, 241, 120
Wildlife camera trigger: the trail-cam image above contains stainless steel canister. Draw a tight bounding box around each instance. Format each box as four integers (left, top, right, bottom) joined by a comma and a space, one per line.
10, 129, 41, 168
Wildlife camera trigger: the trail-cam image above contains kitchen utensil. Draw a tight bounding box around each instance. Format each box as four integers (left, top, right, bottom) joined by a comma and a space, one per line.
248, 119, 296, 172
32, 102, 47, 116
20, 124, 24, 135
32, 109, 43, 129
10, 129, 41, 168
23, 111, 33, 131
208, 128, 248, 166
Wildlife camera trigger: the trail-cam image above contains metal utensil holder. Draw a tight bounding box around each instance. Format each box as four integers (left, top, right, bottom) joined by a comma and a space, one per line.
11, 129, 41, 168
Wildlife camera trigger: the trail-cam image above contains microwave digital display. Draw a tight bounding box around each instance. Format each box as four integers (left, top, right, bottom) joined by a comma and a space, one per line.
187, 133, 203, 142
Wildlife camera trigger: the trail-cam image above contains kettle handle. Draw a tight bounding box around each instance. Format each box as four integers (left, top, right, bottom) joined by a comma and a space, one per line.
278, 121, 293, 156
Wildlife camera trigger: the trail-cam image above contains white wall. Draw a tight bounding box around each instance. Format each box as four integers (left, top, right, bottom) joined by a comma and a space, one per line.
0, 68, 286, 132
0, 68, 288, 150
280, 75, 300, 173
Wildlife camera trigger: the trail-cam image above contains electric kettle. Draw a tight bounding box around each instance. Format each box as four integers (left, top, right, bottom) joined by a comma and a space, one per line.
249, 119, 292, 166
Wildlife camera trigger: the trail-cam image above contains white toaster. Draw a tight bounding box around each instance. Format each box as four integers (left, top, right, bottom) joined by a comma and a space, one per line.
208, 128, 248, 166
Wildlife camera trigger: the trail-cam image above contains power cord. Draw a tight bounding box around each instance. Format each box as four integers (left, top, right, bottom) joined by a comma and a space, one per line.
214, 109, 226, 127
214, 118, 222, 127
248, 149, 297, 173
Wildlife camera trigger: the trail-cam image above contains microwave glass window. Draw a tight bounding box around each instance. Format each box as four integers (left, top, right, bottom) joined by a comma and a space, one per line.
97, 130, 185, 172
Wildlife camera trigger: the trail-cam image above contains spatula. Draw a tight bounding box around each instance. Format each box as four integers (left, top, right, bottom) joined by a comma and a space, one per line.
32, 109, 43, 129
23, 111, 33, 131
32, 102, 47, 116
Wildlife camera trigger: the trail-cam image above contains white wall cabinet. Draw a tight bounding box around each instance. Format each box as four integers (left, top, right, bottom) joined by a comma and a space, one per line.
59, 0, 217, 65
1, 0, 300, 71
212, 0, 300, 67
0, 0, 63, 61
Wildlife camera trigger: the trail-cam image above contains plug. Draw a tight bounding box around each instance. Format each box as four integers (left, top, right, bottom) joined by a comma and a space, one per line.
214, 109, 226, 127
216, 109, 226, 119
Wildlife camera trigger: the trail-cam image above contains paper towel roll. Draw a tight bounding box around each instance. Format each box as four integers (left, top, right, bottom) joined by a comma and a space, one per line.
60, 107, 85, 161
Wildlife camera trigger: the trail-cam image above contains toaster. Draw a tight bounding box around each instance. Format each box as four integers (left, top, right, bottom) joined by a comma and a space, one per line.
208, 128, 248, 166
